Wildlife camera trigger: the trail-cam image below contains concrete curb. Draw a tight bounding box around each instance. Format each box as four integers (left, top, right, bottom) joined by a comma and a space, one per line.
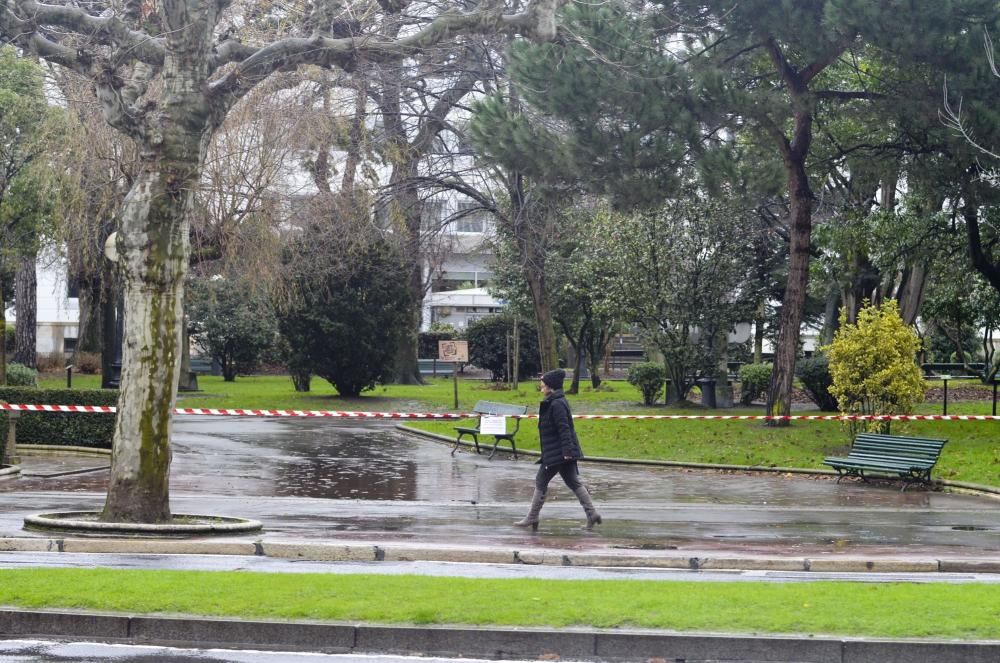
396, 425, 1000, 496
17, 444, 111, 457
1, 535, 998, 574
0, 465, 20, 480
0, 608, 997, 662
22, 512, 262, 536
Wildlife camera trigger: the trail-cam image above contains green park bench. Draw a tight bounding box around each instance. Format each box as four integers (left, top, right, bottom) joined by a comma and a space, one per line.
453, 400, 529, 460
189, 356, 215, 374
823, 433, 948, 491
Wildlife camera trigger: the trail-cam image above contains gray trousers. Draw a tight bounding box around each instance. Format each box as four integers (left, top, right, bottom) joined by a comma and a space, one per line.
535, 460, 584, 494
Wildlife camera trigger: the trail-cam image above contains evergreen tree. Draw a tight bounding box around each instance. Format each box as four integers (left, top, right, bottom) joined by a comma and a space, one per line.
279, 228, 413, 398
0, 47, 49, 384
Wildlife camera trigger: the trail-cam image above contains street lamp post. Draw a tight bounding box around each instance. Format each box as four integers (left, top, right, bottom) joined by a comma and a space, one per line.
103, 232, 123, 389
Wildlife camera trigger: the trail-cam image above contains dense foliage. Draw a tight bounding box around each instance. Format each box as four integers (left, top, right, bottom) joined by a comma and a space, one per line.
0, 387, 116, 448
592, 198, 759, 402
795, 355, 838, 412
465, 316, 541, 382
627, 362, 666, 406
187, 277, 277, 382
738, 363, 772, 407
279, 238, 413, 398
418, 326, 460, 360
825, 301, 925, 434
5, 363, 37, 387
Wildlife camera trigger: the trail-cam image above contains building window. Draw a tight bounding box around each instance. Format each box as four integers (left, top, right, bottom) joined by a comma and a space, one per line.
454, 202, 488, 234
421, 200, 445, 231
63, 337, 78, 353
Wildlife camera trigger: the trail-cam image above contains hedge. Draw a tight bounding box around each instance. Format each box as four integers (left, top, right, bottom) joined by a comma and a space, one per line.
0, 387, 118, 449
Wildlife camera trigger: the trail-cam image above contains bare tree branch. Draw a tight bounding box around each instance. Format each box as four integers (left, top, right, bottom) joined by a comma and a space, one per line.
10, 0, 164, 66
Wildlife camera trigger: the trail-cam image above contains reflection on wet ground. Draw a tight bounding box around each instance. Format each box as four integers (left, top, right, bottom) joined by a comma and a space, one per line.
1, 416, 998, 556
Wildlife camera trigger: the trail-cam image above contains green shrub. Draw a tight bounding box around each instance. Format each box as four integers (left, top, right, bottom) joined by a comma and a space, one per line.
738, 363, 772, 406
825, 300, 925, 435
5, 363, 38, 387
0, 387, 117, 448
279, 238, 413, 397
418, 326, 459, 359
466, 316, 541, 381
795, 354, 838, 411
187, 277, 278, 382
627, 362, 666, 406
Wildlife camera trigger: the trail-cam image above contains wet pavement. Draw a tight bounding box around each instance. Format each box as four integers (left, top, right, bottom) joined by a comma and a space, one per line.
0, 417, 998, 559
0, 639, 560, 663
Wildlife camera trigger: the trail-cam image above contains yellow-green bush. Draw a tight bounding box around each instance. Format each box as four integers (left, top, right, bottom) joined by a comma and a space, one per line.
824, 300, 925, 435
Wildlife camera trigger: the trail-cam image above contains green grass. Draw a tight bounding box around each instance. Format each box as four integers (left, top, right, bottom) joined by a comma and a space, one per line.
37, 374, 1000, 487
0, 568, 997, 639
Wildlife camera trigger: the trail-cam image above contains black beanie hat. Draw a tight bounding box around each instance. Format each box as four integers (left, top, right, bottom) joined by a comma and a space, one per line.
541, 369, 565, 390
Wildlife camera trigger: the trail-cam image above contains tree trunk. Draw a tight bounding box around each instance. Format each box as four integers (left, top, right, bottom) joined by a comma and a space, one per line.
76, 279, 104, 354
13, 255, 36, 368
766, 120, 814, 425
818, 285, 840, 347
178, 324, 198, 392
586, 325, 608, 389
896, 263, 928, 326
566, 323, 586, 395
524, 269, 559, 373
101, 154, 194, 522
665, 358, 684, 404
753, 317, 764, 364
393, 252, 426, 385
100, 66, 211, 522
0, 278, 7, 386
100, 287, 118, 389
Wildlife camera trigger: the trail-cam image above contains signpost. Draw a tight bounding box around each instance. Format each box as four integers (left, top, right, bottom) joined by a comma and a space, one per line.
439, 340, 468, 409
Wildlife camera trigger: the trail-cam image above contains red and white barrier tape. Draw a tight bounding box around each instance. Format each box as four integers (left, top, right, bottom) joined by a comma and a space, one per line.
0, 402, 998, 421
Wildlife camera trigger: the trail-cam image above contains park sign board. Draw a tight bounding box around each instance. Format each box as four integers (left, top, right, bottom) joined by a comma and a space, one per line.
438, 340, 469, 363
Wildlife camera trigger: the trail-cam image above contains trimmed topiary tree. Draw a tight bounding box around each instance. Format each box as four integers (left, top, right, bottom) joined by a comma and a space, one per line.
825, 300, 925, 435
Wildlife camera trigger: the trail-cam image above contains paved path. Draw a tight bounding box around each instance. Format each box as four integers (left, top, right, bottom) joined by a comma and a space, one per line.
1, 417, 998, 566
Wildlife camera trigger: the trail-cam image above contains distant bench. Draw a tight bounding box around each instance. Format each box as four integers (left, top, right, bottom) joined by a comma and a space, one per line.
189, 357, 216, 374
453, 400, 529, 460
823, 433, 947, 491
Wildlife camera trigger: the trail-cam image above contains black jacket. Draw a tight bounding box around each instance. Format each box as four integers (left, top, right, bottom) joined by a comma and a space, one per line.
537, 389, 583, 467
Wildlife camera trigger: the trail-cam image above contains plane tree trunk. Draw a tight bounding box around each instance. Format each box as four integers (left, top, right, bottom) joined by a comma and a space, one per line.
0, 0, 566, 523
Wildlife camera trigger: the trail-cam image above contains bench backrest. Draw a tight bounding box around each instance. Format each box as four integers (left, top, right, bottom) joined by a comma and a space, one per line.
852, 434, 947, 461
472, 400, 528, 417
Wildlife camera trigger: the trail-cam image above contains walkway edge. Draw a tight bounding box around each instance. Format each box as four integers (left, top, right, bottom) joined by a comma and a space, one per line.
395, 425, 1000, 496
0, 608, 997, 662
1, 535, 998, 574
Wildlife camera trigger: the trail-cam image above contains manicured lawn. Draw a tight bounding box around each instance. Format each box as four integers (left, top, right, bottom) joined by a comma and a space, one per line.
37, 374, 1000, 487
0, 568, 997, 639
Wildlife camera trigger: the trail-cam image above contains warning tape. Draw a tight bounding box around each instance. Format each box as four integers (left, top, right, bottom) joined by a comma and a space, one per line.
0, 402, 998, 421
